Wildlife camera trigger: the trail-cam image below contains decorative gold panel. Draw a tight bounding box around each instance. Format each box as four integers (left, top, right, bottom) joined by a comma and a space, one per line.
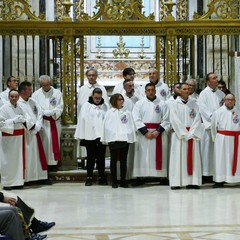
194, 0, 240, 20
75, 0, 154, 21
0, 0, 44, 20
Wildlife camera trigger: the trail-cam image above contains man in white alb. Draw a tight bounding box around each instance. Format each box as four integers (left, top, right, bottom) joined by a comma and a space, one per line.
32, 75, 63, 169
0, 89, 34, 190
169, 83, 203, 189
18, 81, 48, 183
132, 83, 170, 185
211, 94, 240, 188
197, 72, 225, 182
0, 76, 18, 102
143, 68, 170, 101
77, 69, 109, 113
187, 78, 199, 100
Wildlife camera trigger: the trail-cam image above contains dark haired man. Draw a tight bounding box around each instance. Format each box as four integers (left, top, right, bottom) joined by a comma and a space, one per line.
18, 81, 48, 184
0, 76, 18, 102
169, 83, 202, 190
0, 89, 34, 190
132, 83, 170, 185
197, 72, 225, 183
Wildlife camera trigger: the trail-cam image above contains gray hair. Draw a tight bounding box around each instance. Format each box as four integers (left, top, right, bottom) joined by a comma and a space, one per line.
39, 75, 51, 84
86, 68, 98, 77
186, 79, 197, 85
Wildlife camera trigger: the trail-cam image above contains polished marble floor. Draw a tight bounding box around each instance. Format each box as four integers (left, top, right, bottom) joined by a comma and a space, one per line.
3, 182, 240, 240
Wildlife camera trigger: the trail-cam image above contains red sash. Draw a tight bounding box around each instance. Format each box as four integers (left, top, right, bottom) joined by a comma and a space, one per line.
217, 130, 240, 176
36, 132, 48, 170
186, 127, 193, 176
145, 123, 162, 170
2, 129, 26, 178
43, 116, 60, 161
172, 127, 193, 176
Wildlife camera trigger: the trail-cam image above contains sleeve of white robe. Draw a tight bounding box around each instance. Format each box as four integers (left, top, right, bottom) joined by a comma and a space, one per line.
188, 110, 203, 140
169, 103, 188, 139
160, 102, 170, 131
132, 101, 146, 130
211, 110, 218, 142
52, 90, 63, 120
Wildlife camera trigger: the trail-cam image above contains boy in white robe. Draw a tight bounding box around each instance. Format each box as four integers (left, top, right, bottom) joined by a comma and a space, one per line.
169, 83, 203, 189
211, 94, 240, 187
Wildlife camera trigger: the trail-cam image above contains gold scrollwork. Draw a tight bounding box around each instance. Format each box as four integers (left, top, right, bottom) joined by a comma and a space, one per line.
194, 0, 240, 20
0, 0, 44, 21
76, 0, 154, 21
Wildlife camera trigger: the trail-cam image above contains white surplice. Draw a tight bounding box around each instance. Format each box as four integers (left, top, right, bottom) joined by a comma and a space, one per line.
101, 108, 136, 144
18, 97, 47, 182
132, 97, 170, 177
0, 102, 34, 187
211, 105, 240, 182
32, 87, 63, 165
197, 86, 225, 176
74, 101, 108, 140
169, 97, 203, 187
0, 88, 10, 102
77, 82, 109, 113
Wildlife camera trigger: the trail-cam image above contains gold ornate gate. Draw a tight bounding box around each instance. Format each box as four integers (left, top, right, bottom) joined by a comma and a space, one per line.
0, 0, 239, 125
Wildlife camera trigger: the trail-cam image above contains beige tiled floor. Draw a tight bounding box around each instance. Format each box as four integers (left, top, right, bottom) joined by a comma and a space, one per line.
4, 182, 240, 240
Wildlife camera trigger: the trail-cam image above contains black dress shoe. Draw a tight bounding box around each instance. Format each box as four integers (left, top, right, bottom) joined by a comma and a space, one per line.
85, 178, 93, 186
112, 183, 118, 188
171, 186, 181, 190
3, 186, 12, 190
98, 177, 108, 185
213, 182, 224, 188
120, 182, 128, 188
38, 179, 53, 185
31, 220, 55, 233
159, 178, 169, 186
131, 178, 145, 187
186, 185, 200, 189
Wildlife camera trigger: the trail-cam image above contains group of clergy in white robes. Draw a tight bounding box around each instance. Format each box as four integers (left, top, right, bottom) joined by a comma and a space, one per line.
75, 68, 240, 190
0, 76, 63, 189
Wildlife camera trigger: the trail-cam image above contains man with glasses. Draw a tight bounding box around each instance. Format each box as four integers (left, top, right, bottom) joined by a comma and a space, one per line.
187, 79, 199, 100
77, 69, 109, 113
32, 75, 63, 171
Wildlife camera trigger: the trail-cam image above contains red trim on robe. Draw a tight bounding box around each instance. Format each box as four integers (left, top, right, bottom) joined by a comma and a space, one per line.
36, 132, 48, 170
217, 130, 240, 176
2, 129, 26, 178
145, 123, 162, 170
43, 116, 60, 161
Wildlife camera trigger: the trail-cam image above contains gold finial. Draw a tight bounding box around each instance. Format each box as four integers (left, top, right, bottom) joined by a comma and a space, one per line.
164, 1, 176, 21
61, 0, 73, 21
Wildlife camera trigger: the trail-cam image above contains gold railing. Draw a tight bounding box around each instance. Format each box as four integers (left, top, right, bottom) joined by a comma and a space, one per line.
0, 0, 239, 124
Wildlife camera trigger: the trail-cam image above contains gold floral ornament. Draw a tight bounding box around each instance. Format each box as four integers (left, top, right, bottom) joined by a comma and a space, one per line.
193, 0, 240, 20
0, 0, 45, 20
75, 0, 154, 21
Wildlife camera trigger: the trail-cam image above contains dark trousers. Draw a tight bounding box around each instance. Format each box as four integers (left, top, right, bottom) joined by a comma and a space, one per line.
110, 143, 129, 184
0, 207, 25, 240
85, 139, 106, 178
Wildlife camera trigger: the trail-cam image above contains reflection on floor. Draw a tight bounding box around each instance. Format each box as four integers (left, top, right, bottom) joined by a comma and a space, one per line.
3, 182, 240, 240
